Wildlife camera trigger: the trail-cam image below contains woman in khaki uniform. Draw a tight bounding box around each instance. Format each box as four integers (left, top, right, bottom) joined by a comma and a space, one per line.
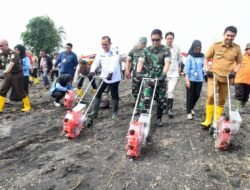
201, 26, 242, 128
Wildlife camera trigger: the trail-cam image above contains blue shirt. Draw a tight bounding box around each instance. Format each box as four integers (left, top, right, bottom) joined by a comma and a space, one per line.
56, 51, 78, 76
49, 82, 72, 96
184, 55, 204, 82
22, 56, 30, 77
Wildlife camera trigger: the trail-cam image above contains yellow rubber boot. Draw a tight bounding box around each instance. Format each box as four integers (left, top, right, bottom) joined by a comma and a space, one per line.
76, 89, 83, 97
33, 77, 37, 84
0, 96, 6, 113
34, 77, 40, 84
37, 77, 40, 84
29, 76, 34, 82
200, 104, 214, 128
21, 96, 31, 112
215, 106, 224, 122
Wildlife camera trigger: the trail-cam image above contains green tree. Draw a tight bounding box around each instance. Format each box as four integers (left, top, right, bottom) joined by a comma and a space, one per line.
21, 16, 65, 55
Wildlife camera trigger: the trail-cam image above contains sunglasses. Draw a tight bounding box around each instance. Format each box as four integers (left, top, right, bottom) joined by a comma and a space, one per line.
151, 38, 161, 42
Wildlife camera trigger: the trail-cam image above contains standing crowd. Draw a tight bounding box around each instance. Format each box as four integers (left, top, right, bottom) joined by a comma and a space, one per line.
0, 25, 250, 132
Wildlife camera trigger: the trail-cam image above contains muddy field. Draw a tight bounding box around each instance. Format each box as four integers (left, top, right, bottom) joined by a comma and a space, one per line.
0, 77, 250, 190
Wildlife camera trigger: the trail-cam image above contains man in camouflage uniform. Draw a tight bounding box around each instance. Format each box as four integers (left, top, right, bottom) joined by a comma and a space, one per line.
126, 37, 147, 99
0, 39, 31, 113
136, 29, 171, 127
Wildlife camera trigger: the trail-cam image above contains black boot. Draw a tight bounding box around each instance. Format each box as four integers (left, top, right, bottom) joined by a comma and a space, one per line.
167, 98, 174, 118
100, 99, 110, 109
156, 119, 163, 127
156, 108, 163, 127
162, 98, 168, 114
112, 100, 119, 120
87, 98, 101, 118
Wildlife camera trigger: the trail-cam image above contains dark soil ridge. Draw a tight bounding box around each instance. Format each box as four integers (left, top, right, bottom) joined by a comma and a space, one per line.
0, 79, 249, 190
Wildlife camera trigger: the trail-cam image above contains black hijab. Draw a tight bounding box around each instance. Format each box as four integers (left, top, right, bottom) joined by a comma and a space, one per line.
188, 40, 204, 58
59, 74, 72, 87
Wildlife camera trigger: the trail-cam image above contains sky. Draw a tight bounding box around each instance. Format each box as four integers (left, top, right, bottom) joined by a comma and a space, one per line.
0, 0, 249, 56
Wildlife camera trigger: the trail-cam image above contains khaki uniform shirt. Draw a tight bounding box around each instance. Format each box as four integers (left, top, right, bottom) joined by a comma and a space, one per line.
205, 41, 242, 83
0, 49, 22, 74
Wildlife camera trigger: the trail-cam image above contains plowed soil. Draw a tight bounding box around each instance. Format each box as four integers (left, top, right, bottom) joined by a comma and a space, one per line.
0, 78, 250, 190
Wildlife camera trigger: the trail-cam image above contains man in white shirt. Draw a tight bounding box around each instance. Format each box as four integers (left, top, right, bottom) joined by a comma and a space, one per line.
88, 36, 121, 120
164, 32, 182, 118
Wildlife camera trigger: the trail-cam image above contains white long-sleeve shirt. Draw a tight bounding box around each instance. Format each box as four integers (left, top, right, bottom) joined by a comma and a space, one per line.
166, 44, 182, 77
90, 47, 121, 84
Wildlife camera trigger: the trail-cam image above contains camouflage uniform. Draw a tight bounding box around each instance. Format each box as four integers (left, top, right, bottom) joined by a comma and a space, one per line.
138, 45, 171, 119
128, 48, 145, 99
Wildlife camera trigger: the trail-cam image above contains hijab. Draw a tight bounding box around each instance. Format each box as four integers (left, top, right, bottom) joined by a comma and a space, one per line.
59, 74, 72, 87
188, 40, 204, 58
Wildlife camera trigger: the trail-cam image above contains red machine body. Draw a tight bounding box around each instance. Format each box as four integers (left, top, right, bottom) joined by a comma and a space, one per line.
62, 76, 102, 139
210, 75, 242, 150
125, 78, 157, 159
63, 104, 86, 138
126, 121, 145, 158
215, 116, 232, 150
64, 90, 77, 109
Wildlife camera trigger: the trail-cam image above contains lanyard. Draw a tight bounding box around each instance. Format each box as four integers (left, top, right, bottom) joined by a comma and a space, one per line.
192, 57, 199, 71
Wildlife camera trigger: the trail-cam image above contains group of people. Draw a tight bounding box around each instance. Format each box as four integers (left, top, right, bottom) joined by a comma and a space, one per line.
0, 40, 31, 112
125, 30, 182, 126
0, 25, 250, 132
125, 26, 250, 128
0, 40, 78, 112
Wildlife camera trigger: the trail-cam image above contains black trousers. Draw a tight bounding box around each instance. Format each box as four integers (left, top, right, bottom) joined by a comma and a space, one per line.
179, 62, 185, 73
9, 76, 29, 101
96, 81, 119, 100
51, 91, 66, 103
235, 83, 250, 102
0, 72, 26, 99
51, 70, 59, 81
77, 76, 97, 89
31, 68, 38, 78
186, 81, 202, 114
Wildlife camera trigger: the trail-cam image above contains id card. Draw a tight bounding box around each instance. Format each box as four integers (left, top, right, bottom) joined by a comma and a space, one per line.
193, 72, 198, 77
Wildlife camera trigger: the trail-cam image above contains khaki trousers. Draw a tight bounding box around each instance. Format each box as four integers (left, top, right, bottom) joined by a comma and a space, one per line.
206, 77, 228, 106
